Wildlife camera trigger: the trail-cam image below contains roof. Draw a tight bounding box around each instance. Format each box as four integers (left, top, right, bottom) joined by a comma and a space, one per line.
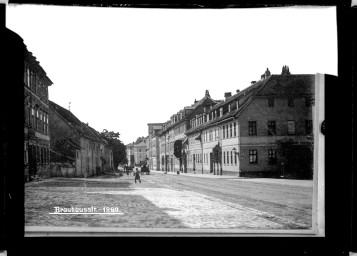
161, 92, 219, 134
134, 141, 146, 148
49, 100, 103, 143
185, 74, 314, 135
25, 45, 54, 86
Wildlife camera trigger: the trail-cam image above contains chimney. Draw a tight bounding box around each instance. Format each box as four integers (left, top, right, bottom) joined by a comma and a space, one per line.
281, 65, 291, 75
265, 68, 271, 78
194, 99, 197, 104
236, 89, 240, 93
205, 90, 210, 97
251, 81, 256, 85
224, 92, 232, 100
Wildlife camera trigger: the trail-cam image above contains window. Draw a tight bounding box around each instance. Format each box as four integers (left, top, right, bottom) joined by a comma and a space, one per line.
287, 120, 296, 135
234, 152, 237, 165
249, 121, 257, 135
288, 97, 294, 107
227, 151, 229, 164
223, 152, 226, 164
306, 120, 313, 134
234, 123, 237, 137
230, 151, 233, 165
268, 97, 274, 107
268, 149, 277, 164
267, 121, 276, 136
249, 150, 258, 164
223, 126, 225, 139
230, 124, 232, 137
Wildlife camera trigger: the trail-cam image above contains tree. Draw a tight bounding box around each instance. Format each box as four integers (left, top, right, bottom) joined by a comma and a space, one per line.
101, 129, 127, 168
135, 136, 146, 144
212, 143, 222, 175
276, 137, 313, 179
212, 143, 222, 164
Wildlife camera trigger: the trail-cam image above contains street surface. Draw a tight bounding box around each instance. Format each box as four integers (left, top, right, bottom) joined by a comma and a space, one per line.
25, 172, 312, 230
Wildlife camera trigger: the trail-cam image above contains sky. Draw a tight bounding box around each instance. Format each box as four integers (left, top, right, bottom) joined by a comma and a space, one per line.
6, 5, 337, 145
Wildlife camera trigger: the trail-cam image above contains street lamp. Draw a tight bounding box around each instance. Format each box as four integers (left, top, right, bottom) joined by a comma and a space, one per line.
232, 147, 239, 157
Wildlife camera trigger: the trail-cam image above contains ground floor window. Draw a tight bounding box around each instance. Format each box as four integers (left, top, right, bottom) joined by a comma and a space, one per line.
249, 150, 258, 164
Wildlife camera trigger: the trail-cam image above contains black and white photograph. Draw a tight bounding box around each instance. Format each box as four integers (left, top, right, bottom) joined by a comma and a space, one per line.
5, 4, 336, 235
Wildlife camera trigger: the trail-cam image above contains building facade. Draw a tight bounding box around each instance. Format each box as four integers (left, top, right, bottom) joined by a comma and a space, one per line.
24, 47, 53, 181
147, 123, 163, 170
49, 101, 113, 177
158, 90, 219, 173
185, 67, 314, 177
149, 66, 315, 178
134, 141, 147, 166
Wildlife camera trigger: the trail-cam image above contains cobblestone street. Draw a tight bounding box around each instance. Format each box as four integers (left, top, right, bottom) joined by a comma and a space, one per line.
25, 173, 312, 231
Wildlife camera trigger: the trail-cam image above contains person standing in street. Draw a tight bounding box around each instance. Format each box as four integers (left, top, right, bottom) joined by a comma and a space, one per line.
134, 168, 141, 183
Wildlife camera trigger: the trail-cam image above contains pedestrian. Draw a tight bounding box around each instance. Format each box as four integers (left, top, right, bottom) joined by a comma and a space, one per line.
134, 168, 141, 183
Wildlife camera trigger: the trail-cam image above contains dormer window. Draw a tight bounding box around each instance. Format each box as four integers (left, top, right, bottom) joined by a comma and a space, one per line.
236, 100, 239, 110
220, 108, 223, 117
228, 105, 231, 112
207, 114, 209, 122
214, 110, 217, 119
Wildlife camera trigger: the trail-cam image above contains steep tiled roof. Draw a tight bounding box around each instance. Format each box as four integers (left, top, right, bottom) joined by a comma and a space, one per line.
185, 78, 268, 135
49, 100, 103, 142
185, 74, 314, 136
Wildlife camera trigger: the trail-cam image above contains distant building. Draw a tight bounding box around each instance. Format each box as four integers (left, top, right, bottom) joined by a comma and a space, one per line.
49, 101, 113, 177
159, 90, 219, 173
126, 143, 135, 166
147, 123, 163, 170
24, 46, 53, 181
134, 141, 147, 166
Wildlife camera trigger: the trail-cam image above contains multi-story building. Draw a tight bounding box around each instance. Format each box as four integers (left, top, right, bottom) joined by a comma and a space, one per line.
147, 123, 163, 170
24, 46, 53, 181
159, 90, 219, 173
185, 67, 314, 177
49, 101, 113, 177
134, 141, 147, 166
150, 66, 315, 178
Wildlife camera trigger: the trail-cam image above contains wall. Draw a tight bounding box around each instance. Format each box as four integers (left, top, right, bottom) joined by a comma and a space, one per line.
238, 95, 313, 176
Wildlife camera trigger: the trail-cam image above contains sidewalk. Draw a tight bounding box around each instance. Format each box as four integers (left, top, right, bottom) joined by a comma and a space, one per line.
149, 169, 313, 187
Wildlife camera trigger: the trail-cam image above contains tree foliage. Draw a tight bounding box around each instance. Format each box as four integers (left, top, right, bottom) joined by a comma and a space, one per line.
212, 143, 222, 163
173, 140, 182, 159
135, 136, 146, 144
276, 137, 313, 179
101, 129, 127, 168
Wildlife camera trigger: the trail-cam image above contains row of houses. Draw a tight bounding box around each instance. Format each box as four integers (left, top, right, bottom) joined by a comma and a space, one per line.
146, 67, 315, 178
24, 45, 113, 181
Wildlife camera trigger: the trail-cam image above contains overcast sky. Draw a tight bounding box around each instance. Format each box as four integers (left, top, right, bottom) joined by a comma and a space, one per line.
6, 5, 337, 145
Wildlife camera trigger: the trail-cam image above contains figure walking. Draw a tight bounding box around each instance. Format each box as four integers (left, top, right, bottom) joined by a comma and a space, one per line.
134, 168, 141, 183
